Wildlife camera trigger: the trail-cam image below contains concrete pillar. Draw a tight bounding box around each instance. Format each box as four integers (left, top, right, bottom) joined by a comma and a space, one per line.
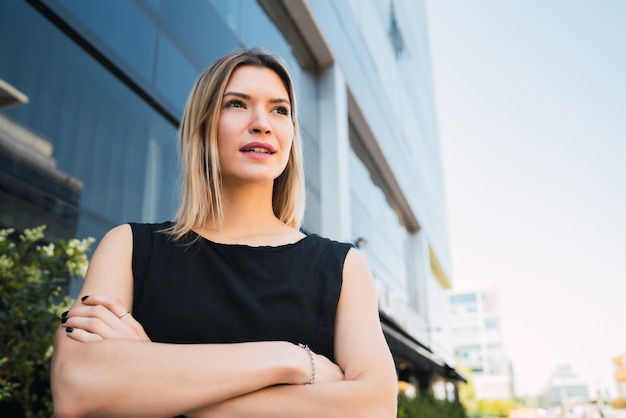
317, 63, 351, 242
404, 229, 432, 344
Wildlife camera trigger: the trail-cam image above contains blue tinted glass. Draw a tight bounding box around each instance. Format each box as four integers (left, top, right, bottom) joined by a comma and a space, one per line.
155, 35, 198, 115
240, 0, 292, 62
348, 149, 406, 288
484, 317, 499, 329
450, 293, 477, 305
0, 1, 177, 242
160, 0, 239, 70
54, 0, 157, 82
143, 0, 160, 10
209, 0, 241, 36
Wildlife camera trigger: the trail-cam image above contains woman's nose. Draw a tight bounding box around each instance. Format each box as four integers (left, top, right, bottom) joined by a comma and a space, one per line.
249, 108, 271, 134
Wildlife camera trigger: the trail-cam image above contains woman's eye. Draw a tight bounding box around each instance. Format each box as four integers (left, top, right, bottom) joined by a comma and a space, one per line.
273, 106, 290, 116
225, 100, 245, 109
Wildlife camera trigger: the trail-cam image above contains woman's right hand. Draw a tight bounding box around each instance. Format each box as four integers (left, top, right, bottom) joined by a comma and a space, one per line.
61, 294, 150, 343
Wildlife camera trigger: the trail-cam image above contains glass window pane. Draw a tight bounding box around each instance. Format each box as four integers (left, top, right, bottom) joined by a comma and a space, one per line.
240, 0, 298, 75
52, 0, 157, 82
160, 0, 238, 69
450, 293, 477, 305
0, 0, 177, 243
209, 0, 241, 36
154, 34, 198, 114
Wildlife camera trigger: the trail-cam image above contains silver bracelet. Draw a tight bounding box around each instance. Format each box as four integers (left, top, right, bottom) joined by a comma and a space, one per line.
298, 343, 316, 384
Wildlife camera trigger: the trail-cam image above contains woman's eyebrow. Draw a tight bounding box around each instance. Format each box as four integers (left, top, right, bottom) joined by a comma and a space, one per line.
269, 98, 290, 105
223, 91, 290, 105
223, 91, 250, 100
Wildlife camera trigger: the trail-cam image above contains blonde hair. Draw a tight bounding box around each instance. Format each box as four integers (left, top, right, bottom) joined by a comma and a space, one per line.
167, 48, 305, 240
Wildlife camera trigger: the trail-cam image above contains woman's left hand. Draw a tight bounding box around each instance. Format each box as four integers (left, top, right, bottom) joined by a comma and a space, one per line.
61, 294, 151, 343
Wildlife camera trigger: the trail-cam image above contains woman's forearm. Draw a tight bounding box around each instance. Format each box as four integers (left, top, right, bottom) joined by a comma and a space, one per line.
188, 374, 398, 418
188, 249, 400, 418
51, 333, 307, 418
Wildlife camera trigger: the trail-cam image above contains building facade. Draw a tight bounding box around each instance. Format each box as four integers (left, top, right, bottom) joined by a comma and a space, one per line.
541, 364, 590, 408
1, 0, 460, 395
448, 285, 514, 400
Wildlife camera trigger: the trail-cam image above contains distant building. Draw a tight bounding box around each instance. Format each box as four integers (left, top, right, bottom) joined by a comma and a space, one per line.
448, 284, 514, 400
543, 364, 589, 407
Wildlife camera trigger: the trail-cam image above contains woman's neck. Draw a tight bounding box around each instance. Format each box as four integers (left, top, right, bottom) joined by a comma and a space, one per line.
195, 183, 300, 245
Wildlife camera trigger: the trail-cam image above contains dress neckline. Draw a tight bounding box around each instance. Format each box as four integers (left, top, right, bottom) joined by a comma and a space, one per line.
188, 229, 315, 249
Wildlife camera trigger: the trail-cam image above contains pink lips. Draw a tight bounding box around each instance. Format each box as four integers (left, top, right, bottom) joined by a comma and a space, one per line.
240, 142, 276, 160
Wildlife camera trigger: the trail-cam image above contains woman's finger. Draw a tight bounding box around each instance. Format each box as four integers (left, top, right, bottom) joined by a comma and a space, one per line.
62, 314, 120, 339
63, 326, 104, 343
80, 294, 129, 318
63, 304, 133, 338
79, 294, 151, 341
67, 304, 124, 330
64, 300, 151, 342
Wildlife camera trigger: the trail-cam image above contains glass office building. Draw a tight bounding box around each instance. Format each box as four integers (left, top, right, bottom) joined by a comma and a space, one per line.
1, 0, 461, 395
448, 285, 514, 399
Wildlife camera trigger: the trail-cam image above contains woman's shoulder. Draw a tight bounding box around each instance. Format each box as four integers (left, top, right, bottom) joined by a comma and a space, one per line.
124, 221, 177, 240
304, 233, 353, 248
127, 221, 173, 232
301, 233, 354, 259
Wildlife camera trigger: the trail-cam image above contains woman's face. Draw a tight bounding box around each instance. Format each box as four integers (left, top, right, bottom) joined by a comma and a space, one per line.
216, 65, 294, 187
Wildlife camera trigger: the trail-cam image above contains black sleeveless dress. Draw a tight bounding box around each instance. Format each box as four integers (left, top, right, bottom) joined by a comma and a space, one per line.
129, 222, 353, 362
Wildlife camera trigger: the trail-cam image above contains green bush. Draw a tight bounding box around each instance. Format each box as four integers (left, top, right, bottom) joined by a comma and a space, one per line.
0, 226, 93, 418
477, 399, 518, 417
398, 392, 467, 418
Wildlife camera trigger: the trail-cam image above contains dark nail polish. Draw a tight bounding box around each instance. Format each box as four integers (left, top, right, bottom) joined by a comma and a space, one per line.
61, 310, 69, 318
81, 295, 89, 302
61, 317, 68, 324
66, 327, 74, 333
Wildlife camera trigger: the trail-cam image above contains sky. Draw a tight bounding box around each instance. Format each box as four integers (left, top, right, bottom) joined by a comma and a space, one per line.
424, 0, 626, 398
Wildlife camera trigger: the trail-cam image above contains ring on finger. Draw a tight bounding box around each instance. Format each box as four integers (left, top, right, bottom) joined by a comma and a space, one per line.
118, 311, 130, 319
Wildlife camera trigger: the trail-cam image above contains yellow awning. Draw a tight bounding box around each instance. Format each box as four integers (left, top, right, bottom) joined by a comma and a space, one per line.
429, 245, 451, 289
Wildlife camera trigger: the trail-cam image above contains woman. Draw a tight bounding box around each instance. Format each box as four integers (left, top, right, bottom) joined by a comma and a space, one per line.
51, 48, 397, 417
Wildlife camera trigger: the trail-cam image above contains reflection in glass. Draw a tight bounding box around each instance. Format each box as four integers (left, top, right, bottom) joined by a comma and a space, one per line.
209, 0, 241, 36
55, 0, 157, 82
155, 34, 198, 115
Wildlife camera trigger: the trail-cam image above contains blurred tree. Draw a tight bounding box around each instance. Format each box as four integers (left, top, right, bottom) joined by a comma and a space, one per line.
457, 365, 479, 415
397, 392, 466, 418
0, 226, 93, 417
477, 399, 519, 417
